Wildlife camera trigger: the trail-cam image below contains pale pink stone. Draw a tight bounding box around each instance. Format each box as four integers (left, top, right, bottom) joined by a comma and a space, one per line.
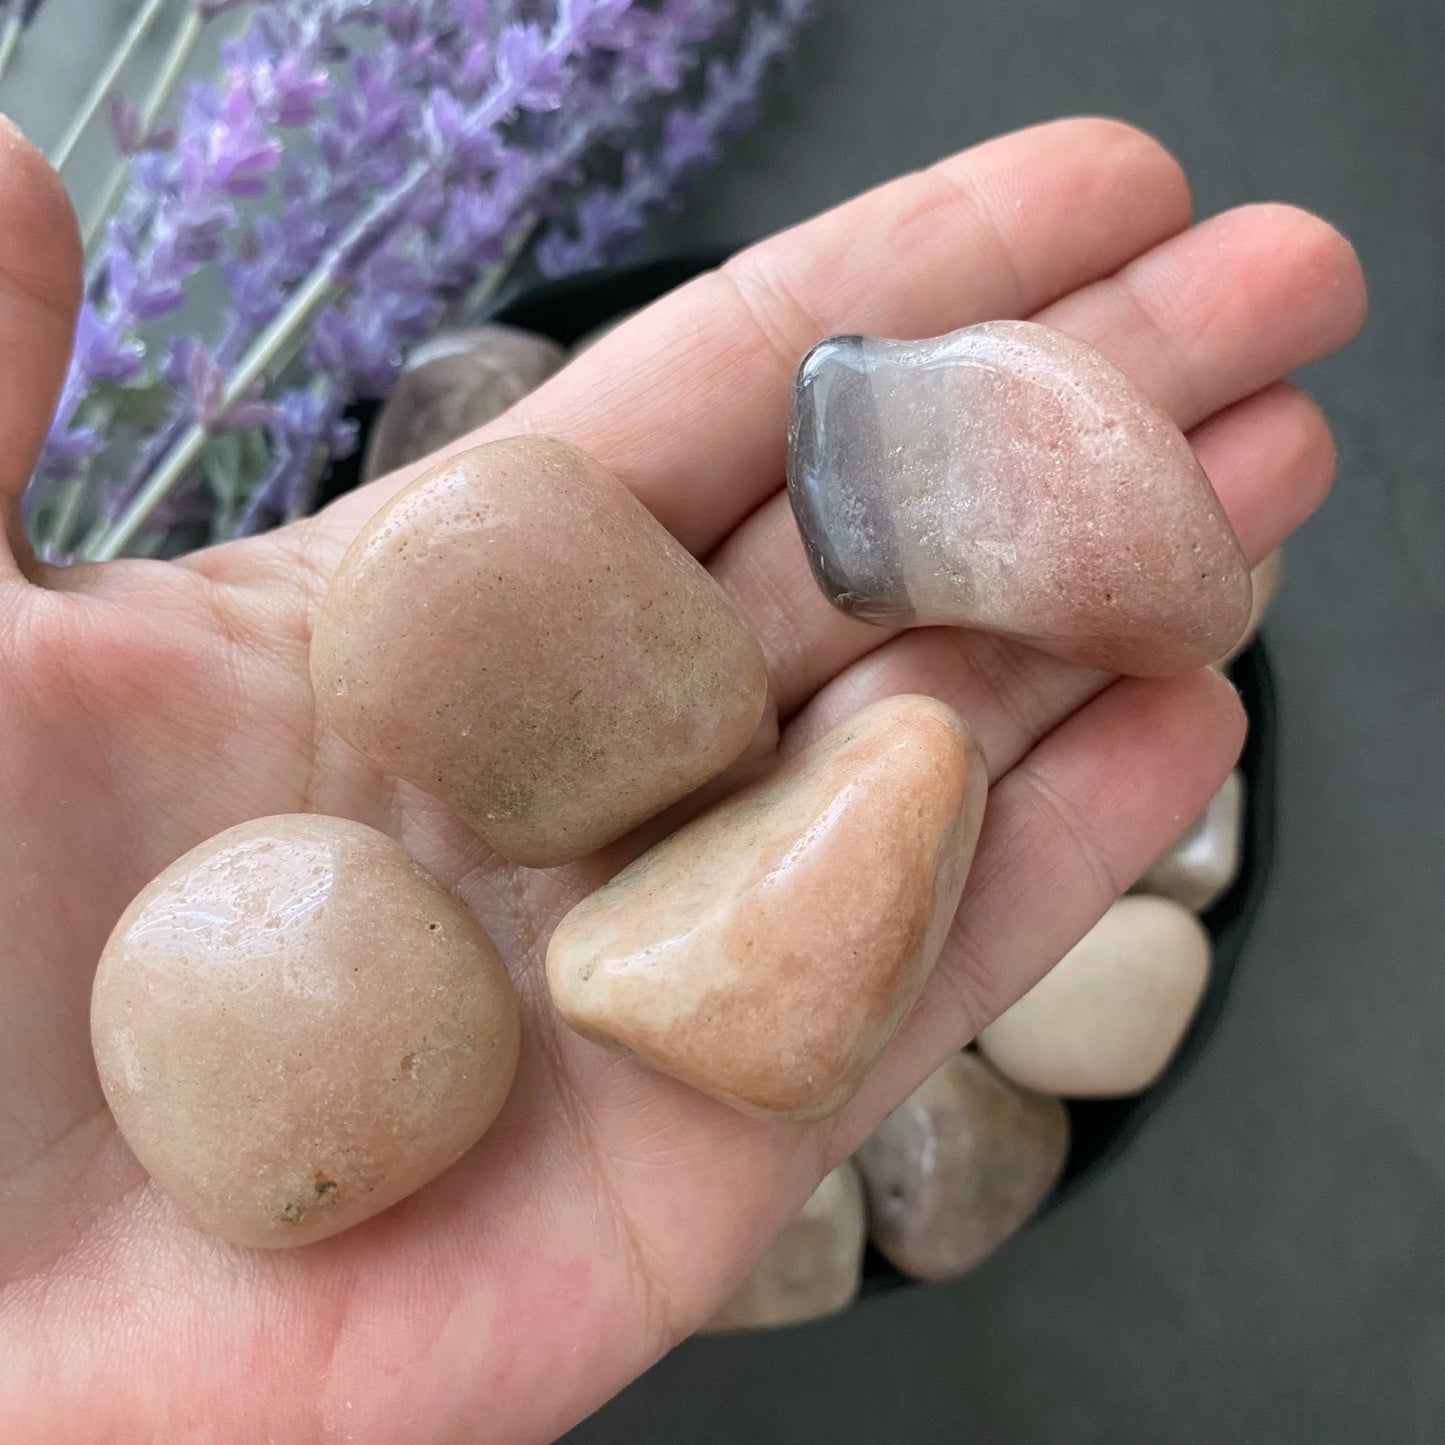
978, 895, 1211, 1097
789, 321, 1253, 674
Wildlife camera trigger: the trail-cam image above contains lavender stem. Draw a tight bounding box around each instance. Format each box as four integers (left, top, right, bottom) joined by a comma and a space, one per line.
455, 210, 540, 321
83, 6, 207, 249
48, 470, 88, 556
0, 12, 22, 87
88, 164, 431, 560
49, 0, 168, 174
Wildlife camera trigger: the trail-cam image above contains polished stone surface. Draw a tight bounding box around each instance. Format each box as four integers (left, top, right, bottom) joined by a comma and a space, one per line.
855, 1052, 1068, 1282
362, 325, 565, 481
978, 896, 1211, 1097
312, 437, 769, 867
1136, 771, 1245, 912
90, 815, 520, 1249
704, 1163, 867, 1333
788, 320, 1252, 674
547, 696, 987, 1121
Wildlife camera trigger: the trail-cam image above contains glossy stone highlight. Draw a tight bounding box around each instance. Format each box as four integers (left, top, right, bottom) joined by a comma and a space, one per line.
1136, 770, 1244, 913
312, 437, 769, 867
978, 895, 1211, 1097
90, 815, 520, 1249
363, 325, 565, 481
704, 1163, 867, 1332
855, 1052, 1068, 1282
788, 321, 1252, 674
546, 696, 987, 1121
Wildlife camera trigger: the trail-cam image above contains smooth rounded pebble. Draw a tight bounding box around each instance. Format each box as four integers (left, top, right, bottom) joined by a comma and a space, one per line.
1135, 771, 1244, 913
91, 815, 521, 1249
703, 1162, 867, 1333
855, 1052, 1068, 1282
362, 325, 565, 481
789, 320, 1253, 674
547, 695, 987, 1122
978, 895, 1211, 1097
311, 436, 770, 867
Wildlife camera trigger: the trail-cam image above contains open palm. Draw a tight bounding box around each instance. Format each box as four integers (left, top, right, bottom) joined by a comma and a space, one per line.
0, 117, 1363, 1444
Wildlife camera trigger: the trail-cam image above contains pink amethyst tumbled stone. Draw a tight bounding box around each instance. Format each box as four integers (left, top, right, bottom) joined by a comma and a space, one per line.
787, 320, 1252, 674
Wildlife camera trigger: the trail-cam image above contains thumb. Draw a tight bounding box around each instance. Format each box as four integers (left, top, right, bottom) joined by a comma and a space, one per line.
0, 113, 81, 580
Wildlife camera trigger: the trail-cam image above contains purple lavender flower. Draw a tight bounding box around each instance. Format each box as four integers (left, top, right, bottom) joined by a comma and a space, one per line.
21, 0, 815, 556
537, 0, 816, 276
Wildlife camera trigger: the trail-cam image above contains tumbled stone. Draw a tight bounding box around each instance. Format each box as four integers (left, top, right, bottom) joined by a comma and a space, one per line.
363, 325, 565, 481
855, 1052, 1067, 1281
788, 321, 1252, 674
1221, 549, 1283, 664
704, 1162, 867, 1332
978, 895, 1211, 1097
91, 815, 520, 1249
1135, 771, 1244, 912
312, 437, 769, 867
546, 695, 987, 1121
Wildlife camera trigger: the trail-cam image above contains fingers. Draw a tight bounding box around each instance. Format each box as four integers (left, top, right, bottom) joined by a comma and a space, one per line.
298, 118, 1191, 567
1188, 381, 1336, 550
1033, 202, 1367, 431
832, 666, 1247, 1151
713, 205, 1363, 718
0, 117, 82, 579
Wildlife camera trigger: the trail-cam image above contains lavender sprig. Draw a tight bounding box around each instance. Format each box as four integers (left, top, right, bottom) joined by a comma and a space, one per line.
87, 0, 658, 556
81, 2, 275, 249
49, 0, 169, 173
537, 0, 815, 277
20, 0, 814, 559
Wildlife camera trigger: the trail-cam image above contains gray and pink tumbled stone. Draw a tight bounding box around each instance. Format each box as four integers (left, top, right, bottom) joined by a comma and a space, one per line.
855, 1052, 1068, 1282
363, 325, 565, 481
788, 321, 1252, 674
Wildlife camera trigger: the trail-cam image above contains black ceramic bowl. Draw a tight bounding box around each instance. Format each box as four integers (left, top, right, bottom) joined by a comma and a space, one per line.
339, 253, 1278, 1295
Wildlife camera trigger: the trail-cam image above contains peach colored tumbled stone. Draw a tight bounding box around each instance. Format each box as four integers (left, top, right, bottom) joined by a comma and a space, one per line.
855, 1052, 1068, 1282
546, 695, 987, 1122
703, 1162, 867, 1333
788, 321, 1253, 674
90, 815, 520, 1249
978, 895, 1211, 1098
311, 437, 770, 867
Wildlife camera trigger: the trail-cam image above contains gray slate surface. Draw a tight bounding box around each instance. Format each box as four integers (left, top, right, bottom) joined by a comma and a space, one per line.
570, 0, 1445, 1440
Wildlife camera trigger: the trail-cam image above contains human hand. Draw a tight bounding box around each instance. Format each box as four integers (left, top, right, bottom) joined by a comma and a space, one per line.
0, 116, 1364, 1443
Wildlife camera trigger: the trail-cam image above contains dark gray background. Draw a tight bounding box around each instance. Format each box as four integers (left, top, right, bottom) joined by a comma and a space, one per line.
569, 1, 1445, 1441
